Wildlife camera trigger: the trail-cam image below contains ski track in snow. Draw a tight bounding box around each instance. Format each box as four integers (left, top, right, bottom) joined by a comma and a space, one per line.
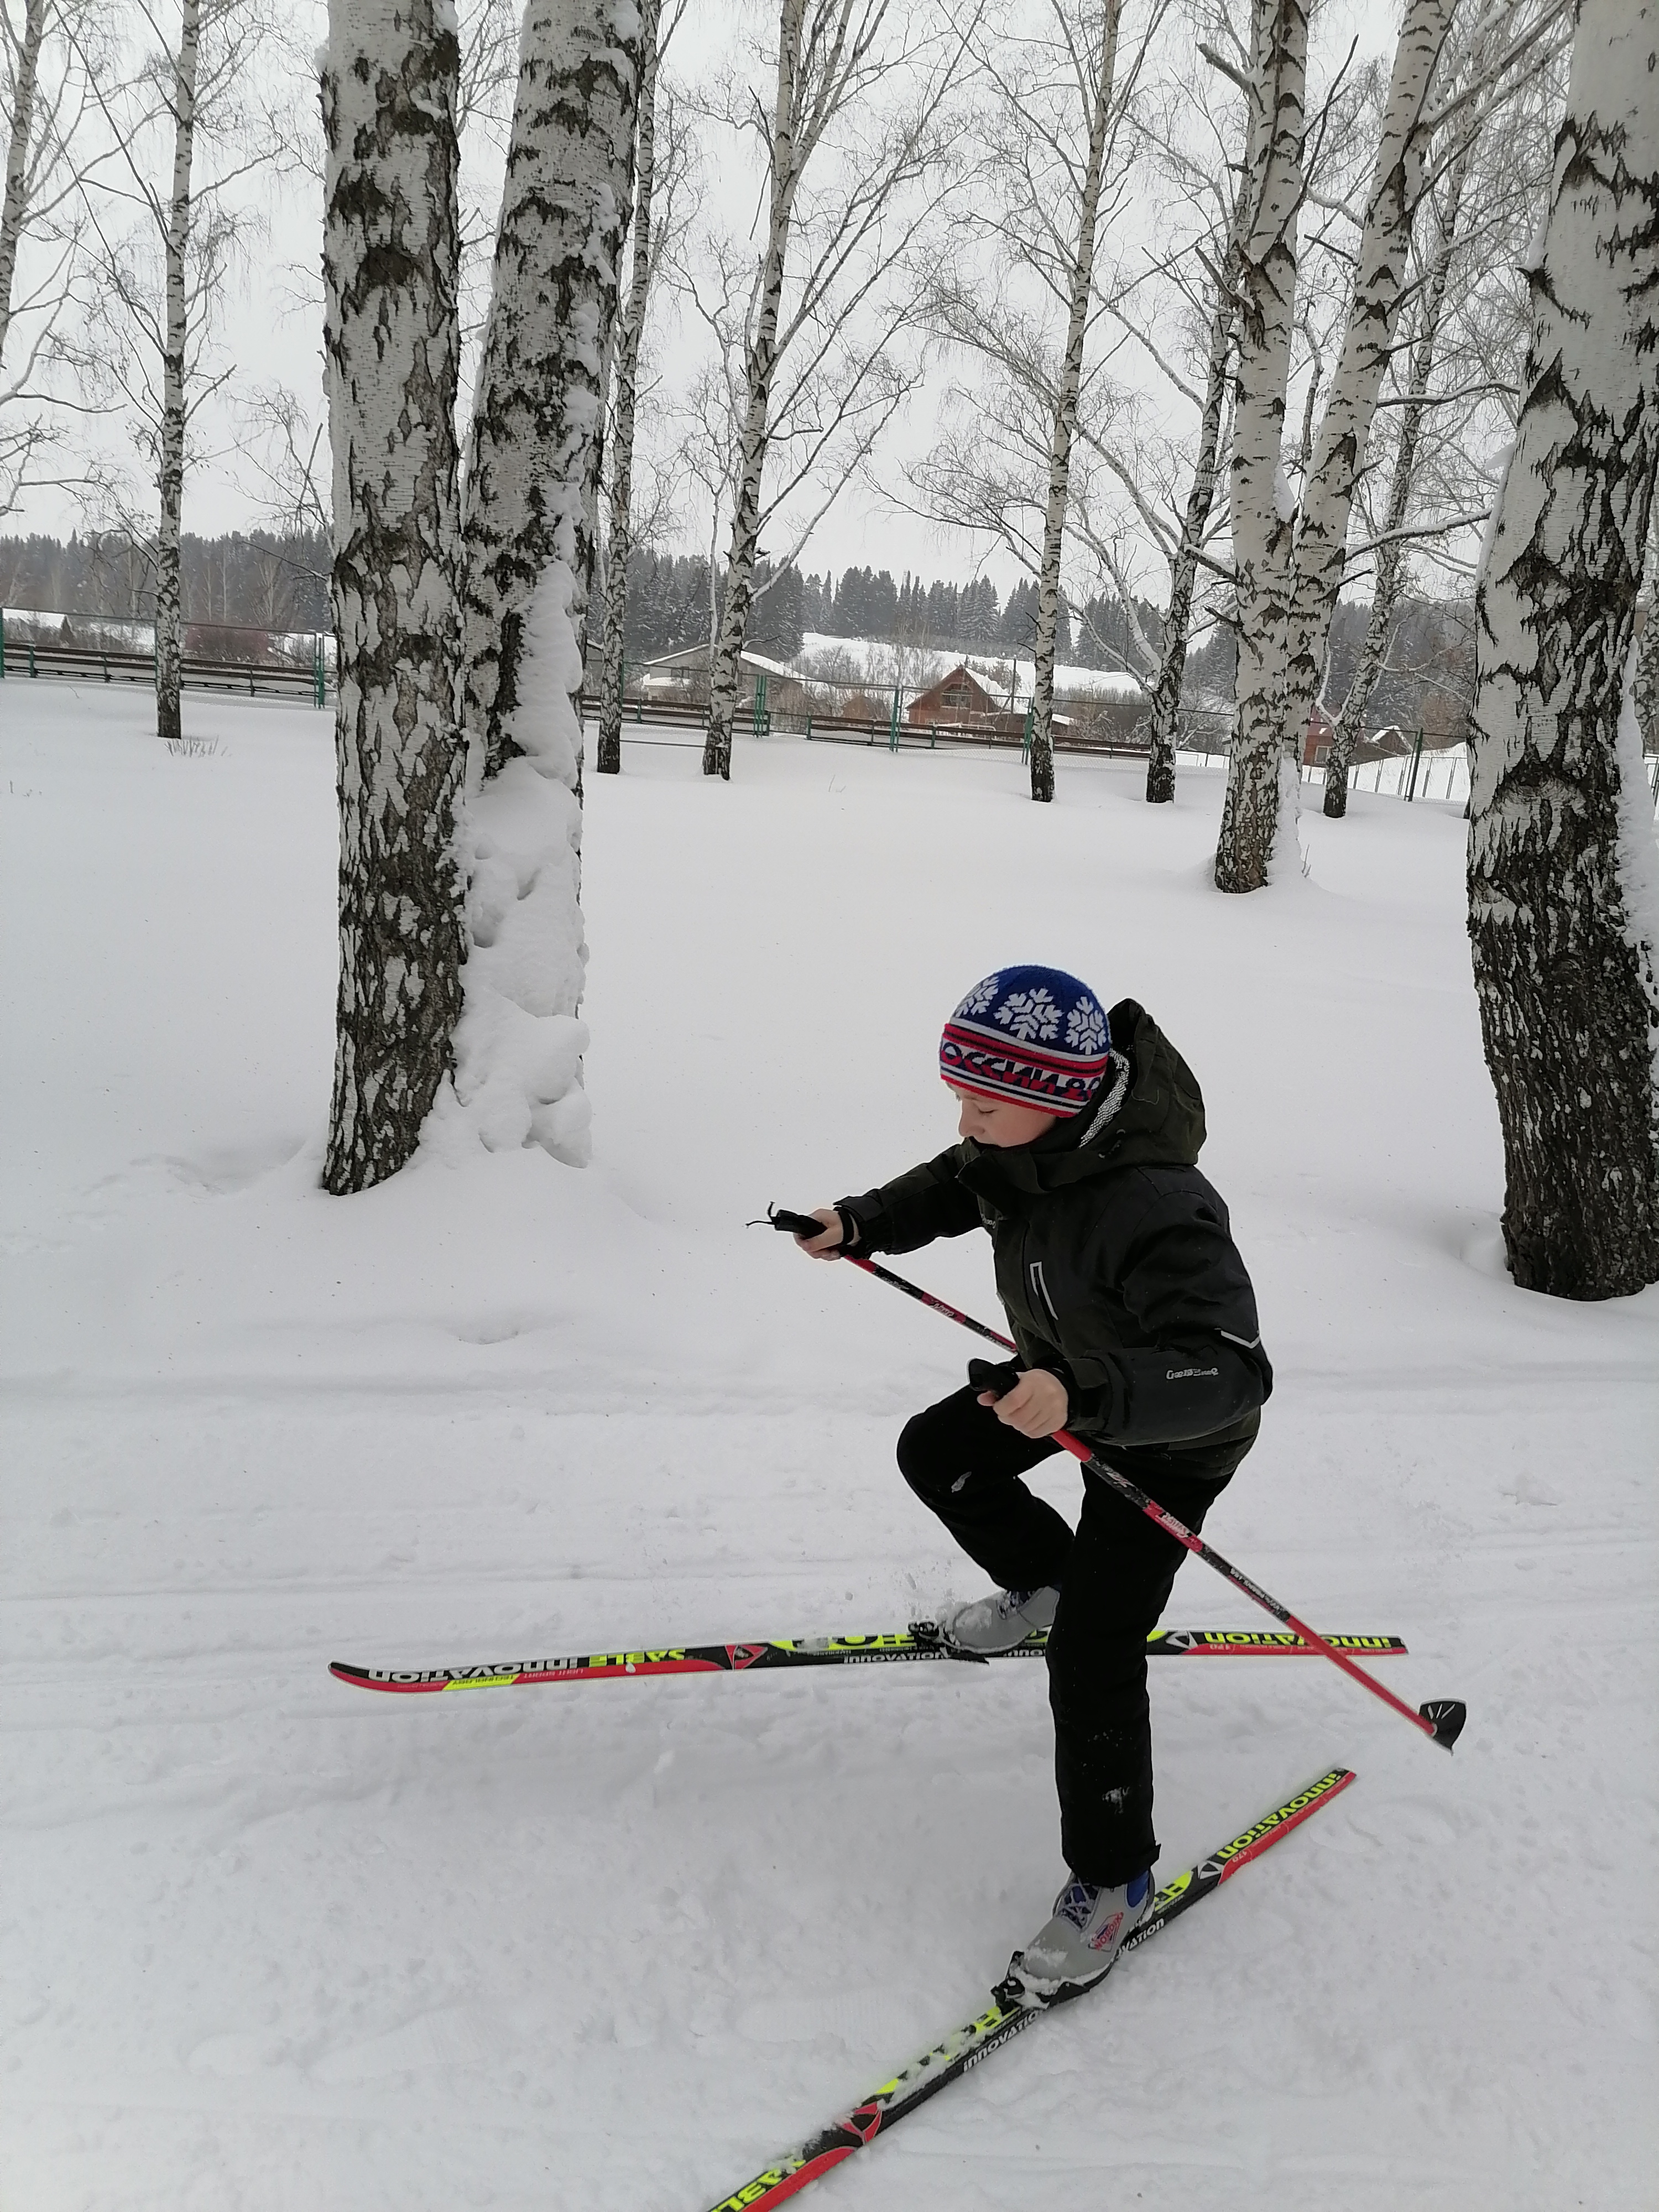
1, 687, 1655, 2211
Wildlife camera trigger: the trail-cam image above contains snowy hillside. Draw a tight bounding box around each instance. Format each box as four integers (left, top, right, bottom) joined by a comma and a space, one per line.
796, 630, 1147, 703
2, 687, 1655, 2211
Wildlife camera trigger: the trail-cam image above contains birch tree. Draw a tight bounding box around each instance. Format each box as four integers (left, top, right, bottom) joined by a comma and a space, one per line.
1465, 0, 1659, 1300
1136, 266, 1234, 802
148, 0, 199, 748
1094, 25, 1251, 806
447, 0, 640, 1164
1217, 0, 1571, 885
76, 0, 271, 745
2, 0, 113, 517
1321, 141, 1468, 816
1023, 0, 1128, 803
1212, 0, 1306, 893
700, 0, 960, 780
458, 0, 639, 775
319, 0, 466, 1193
910, 0, 1177, 797
595, 0, 682, 776
1267, 0, 1461, 775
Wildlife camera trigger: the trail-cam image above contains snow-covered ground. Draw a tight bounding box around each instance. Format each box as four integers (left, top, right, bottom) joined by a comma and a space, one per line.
2, 685, 1655, 2212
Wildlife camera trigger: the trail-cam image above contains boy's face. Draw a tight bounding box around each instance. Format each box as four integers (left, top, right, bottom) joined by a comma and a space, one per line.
947, 1084, 1061, 1149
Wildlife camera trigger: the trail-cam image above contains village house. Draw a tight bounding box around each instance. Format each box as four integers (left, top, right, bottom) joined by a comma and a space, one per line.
905, 662, 1057, 742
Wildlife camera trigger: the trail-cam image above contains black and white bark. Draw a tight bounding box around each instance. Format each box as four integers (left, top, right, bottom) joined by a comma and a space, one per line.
700, 0, 804, 781
1143, 244, 1238, 804
1466, 0, 1659, 1299
1323, 142, 1468, 817
1271, 0, 1459, 781
459, 0, 640, 778
1213, 0, 1306, 894
0, 0, 46, 371
700, 0, 951, 780
152, 0, 200, 750
1025, 0, 1121, 805
320, 0, 467, 1196
1, 0, 97, 517
595, 0, 670, 777
70, 0, 271, 737
449, 0, 640, 1164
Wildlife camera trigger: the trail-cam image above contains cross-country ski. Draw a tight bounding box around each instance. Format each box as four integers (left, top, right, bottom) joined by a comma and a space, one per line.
329, 1626, 1407, 1693
701, 1767, 1357, 2212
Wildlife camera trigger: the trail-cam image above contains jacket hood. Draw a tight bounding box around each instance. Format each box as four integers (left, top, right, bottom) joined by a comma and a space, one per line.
957, 1000, 1206, 1208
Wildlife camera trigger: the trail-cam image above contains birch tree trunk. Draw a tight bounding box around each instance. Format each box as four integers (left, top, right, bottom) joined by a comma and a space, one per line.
595, 0, 662, 778
447, 0, 640, 1166
1145, 263, 1234, 805
1027, 0, 1121, 805
702, 0, 802, 782
154, 0, 200, 750
0, 0, 46, 368
1466, 0, 1659, 1299
320, 0, 467, 1195
1323, 147, 1468, 818
460, 0, 640, 779
1213, 0, 1306, 894
1274, 0, 1457, 773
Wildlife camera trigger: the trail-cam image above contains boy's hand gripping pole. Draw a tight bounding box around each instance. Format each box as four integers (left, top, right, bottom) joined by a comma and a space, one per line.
778, 1223, 1465, 1754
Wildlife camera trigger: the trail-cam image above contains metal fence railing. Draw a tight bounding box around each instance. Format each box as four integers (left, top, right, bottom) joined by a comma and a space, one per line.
7, 608, 1658, 813
1, 609, 331, 705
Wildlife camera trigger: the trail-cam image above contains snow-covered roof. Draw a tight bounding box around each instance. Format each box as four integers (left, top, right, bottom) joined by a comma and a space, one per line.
639, 643, 801, 680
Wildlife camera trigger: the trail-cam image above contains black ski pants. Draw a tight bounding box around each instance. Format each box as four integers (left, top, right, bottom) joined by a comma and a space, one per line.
897, 1386, 1253, 1887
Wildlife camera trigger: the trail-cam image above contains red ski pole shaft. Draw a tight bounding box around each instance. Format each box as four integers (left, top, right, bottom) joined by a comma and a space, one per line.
846, 1254, 1016, 1349
838, 1251, 1464, 1752
1044, 1427, 1456, 1748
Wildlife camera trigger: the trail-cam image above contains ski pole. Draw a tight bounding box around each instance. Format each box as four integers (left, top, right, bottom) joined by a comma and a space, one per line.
768, 1214, 1464, 1754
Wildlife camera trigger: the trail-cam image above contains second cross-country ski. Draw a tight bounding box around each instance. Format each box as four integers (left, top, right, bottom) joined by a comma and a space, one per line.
699, 1766, 1357, 2212
329, 1626, 1407, 1693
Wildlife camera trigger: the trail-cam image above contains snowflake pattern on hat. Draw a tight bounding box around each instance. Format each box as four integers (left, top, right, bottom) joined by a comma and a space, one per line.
939, 965, 1111, 1118
995, 987, 1061, 1042
1066, 997, 1108, 1053
955, 974, 1000, 1018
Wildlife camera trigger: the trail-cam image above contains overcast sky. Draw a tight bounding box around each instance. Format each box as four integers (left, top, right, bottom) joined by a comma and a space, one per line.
17, 0, 1398, 597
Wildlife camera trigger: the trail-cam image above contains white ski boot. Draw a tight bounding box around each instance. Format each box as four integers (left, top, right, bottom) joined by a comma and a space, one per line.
935, 1584, 1060, 1655
1013, 1869, 1155, 2004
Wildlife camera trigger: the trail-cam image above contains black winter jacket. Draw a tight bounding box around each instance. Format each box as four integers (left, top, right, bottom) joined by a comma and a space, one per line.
839, 1001, 1271, 1458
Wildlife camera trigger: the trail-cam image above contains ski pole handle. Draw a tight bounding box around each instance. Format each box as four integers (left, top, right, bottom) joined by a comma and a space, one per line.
968, 1357, 1023, 1397
766, 1205, 831, 1239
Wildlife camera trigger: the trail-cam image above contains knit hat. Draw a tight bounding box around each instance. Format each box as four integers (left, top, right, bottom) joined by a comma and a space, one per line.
939, 966, 1112, 1118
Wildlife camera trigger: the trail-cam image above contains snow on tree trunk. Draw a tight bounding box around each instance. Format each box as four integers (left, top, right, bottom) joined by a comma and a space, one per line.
0, 0, 46, 370
701, 0, 802, 782
1213, 0, 1306, 894
1276, 0, 1456, 778
319, 0, 467, 1197
1027, 1, 1121, 806
447, 0, 640, 1164
1145, 262, 1234, 806
596, 0, 662, 779
1466, 0, 1659, 1300
154, 0, 200, 751
1324, 146, 1468, 821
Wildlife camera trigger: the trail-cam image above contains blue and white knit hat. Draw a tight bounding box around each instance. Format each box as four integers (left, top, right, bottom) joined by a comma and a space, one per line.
939, 966, 1111, 1118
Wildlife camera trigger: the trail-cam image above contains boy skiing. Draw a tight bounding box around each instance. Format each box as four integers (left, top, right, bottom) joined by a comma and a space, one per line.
795, 965, 1271, 2001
